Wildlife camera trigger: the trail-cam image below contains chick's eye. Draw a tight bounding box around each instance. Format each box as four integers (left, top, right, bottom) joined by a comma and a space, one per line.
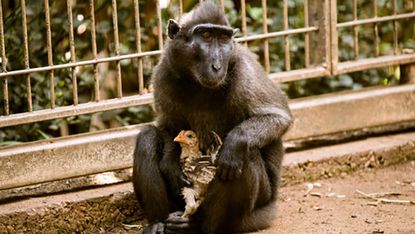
186, 134, 193, 138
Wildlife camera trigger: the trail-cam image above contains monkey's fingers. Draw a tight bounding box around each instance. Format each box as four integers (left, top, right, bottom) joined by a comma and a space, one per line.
179, 173, 193, 187
165, 211, 190, 233
143, 222, 165, 234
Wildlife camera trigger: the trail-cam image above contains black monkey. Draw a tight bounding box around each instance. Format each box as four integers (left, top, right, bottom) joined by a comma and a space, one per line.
132, 2, 292, 234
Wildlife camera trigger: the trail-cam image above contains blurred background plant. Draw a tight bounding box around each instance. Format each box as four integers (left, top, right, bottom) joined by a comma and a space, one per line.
0, 0, 414, 144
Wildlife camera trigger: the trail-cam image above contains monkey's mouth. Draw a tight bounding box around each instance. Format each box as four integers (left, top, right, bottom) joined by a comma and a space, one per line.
198, 75, 226, 89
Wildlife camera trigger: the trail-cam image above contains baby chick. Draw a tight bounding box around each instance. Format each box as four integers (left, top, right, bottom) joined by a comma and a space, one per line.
174, 130, 222, 217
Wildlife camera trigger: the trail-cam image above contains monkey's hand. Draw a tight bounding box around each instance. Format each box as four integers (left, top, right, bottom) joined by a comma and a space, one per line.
143, 222, 165, 234
160, 158, 192, 195
216, 139, 247, 181
164, 211, 192, 234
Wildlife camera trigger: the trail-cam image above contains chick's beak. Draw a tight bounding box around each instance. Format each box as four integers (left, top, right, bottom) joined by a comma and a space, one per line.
174, 135, 186, 143
174, 130, 187, 143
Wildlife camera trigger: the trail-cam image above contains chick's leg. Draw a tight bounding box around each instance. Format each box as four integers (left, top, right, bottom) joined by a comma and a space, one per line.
182, 187, 200, 217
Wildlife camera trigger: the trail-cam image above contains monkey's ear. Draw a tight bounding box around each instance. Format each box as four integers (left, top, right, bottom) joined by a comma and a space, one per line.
232, 28, 240, 37
168, 19, 181, 39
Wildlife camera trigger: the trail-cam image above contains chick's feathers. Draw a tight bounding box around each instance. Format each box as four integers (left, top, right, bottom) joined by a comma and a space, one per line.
174, 130, 222, 217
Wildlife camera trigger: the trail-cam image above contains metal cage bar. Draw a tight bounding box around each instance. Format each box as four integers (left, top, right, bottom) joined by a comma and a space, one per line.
392, 0, 398, 55
283, 0, 291, 71
262, 0, 270, 73
337, 12, 415, 28
67, 0, 79, 105
90, 0, 100, 102
304, 0, 310, 68
157, 0, 164, 50
373, 0, 380, 57
235, 27, 318, 43
179, 0, 183, 16
134, 0, 145, 94
240, 0, 248, 47
0, 50, 161, 78
111, 0, 123, 98
353, 0, 359, 60
219, 0, 225, 11
44, 0, 55, 109
21, 0, 32, 112
0, 0, 8, 115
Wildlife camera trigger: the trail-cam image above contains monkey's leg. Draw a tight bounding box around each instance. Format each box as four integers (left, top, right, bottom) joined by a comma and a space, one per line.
132, 125, 180, 232
196, 144, 281, 234
239, 140, 284, 232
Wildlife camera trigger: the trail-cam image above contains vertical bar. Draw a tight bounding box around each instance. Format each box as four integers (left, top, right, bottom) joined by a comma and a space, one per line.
309, 0, 333, 73
262, 0, 270, 73
400, 64, 415, 84
392, 0, 398, 55
240, 0, 248, 47
0, 0, 8, 115
353, 0, 359, 60
134, 0, 144, 94
304, 0, 310, 67
179, 0, 183, 16
90, 0, 100, 101
283, 0, 290, 71
44, 0, 55, 109
21, 0, 32, 112
67, 0, 78, 105
373, 0, 379, 56
112, 0, 122, 98
156, 0, 163, 50
219, 0, 225, 11
329, 0, 337, 74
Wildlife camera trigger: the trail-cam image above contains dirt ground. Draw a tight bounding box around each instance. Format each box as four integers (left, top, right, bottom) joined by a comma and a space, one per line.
262, 160, 415, 234
111, 161, 415, 234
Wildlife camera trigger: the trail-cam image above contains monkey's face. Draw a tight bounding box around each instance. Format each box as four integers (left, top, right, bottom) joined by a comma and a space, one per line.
168, 20, 237, 89
189, 24, 235, 88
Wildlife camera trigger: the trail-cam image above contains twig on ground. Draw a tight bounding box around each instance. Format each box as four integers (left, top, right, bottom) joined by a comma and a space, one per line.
304, 183, 314, 196
356, 189, 415, 205
122, 223, 143, 229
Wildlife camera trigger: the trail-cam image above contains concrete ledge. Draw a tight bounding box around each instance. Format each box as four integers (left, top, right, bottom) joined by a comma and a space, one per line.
282, 131, 415, 186
0, 132, 414, 233
1, 85, 415, 190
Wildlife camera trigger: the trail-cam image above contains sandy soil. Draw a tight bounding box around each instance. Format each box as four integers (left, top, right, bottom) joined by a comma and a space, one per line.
109, 161, 415, 234
262, 160, 415, 234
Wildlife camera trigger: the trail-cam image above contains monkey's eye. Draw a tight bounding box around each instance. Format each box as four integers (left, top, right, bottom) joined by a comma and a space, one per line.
201, 31, 212, 41
219, 34, 231, 43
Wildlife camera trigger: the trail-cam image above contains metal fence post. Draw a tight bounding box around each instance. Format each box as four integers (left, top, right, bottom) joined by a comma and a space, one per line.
400, 64, 415, 84
308, 0, 332, 74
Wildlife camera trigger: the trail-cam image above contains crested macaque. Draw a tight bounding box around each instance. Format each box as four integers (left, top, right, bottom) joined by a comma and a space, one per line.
132, 2, 293, 234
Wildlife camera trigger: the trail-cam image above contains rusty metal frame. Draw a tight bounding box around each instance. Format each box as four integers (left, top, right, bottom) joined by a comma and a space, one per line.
0, 0, 414, 129
332, 0, 415, 75
1, 0, 415, 191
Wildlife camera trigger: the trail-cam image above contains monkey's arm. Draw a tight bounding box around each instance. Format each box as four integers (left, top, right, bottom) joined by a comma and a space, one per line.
216, 105, 292, 181
156, 118, 192, 195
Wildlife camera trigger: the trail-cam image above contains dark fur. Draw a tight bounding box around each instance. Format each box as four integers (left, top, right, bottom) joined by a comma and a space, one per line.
133, 2, 292, 234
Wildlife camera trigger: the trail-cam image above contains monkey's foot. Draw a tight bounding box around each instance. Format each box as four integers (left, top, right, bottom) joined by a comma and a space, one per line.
143, 222, 164, 234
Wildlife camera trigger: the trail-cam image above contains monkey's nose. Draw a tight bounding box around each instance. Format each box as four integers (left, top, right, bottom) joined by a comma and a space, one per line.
212, 63, 222, 72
